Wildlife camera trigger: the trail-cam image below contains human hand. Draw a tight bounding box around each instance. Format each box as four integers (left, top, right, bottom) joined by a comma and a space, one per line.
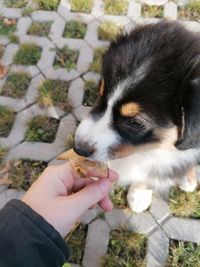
22, 163, 118, 238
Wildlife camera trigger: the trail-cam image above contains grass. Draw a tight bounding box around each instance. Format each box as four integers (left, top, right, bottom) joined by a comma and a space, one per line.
70, 0, 93, 13
83, 80, 98, 106
22, 7, 36, 16
109, 185, 128, 209
65, 134, 75, 150
141, 5, 164, 18
66, 224, 88, 264
0, 45, 4, 58
178, 0, 200, 20
10, 160, 47, 190
38, 79, 71, 111
98, 21, 122, 41
89, 47, 107, 73
167, 240, 200, 267
0, 106, 15, 137
0, 146, 7, 169
28, 21, 52, 37
33, 0, 59, 10
1, 72, 31, 98
54, 45, 79, 70
14, 43, 41, 65
102, 230, 146, 267
169, 187, 200, 219
104, 0, 128, 15
8, 32, 19, 43
4, 0, 27, 8
25, 115, 59, 143
64, 21, 87, 39
0, 17, 17, 36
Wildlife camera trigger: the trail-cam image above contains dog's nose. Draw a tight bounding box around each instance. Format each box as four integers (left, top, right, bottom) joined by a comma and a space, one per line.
73, 143, 94, 157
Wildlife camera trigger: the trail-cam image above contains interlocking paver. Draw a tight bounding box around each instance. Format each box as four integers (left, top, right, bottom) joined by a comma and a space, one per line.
0, 0, 200, 266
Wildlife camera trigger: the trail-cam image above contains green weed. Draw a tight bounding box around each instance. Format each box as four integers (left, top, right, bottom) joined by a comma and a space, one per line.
98, 21, 122, 41
83, 80, 98, 106
70, 0, 93, 13
1, 72, 31, 98
38, 79, 71, 111
64, 21, 87, 39
54, 45, 79, 70
102, 230, 146, 267
0, 106, 15, 137
25, 115, 59, 143
14, 43, 41, 65
89, 47, 107, 73
104, 0, 128, 15
28, 21, 52, 37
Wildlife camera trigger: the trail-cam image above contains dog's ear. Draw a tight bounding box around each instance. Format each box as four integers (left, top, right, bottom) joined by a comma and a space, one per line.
176, 77, 200, 150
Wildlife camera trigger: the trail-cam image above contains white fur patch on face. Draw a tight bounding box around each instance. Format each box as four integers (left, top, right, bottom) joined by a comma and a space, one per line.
75, 61, 151, 160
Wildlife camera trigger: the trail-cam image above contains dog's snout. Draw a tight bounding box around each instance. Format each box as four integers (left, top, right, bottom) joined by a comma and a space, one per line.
73, 142, 94, 158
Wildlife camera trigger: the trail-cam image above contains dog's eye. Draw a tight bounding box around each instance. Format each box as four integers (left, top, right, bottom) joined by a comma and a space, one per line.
126, 119, 145, 131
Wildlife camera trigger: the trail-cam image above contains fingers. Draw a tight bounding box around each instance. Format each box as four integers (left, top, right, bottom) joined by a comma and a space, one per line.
65, 178, 112, 219
98, 194, 113, 211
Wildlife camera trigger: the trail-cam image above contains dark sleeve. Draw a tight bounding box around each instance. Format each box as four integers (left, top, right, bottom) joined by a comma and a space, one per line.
0, 199, 70, 267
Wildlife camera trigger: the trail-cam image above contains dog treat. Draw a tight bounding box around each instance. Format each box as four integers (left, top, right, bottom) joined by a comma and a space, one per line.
58, 149, 108, 178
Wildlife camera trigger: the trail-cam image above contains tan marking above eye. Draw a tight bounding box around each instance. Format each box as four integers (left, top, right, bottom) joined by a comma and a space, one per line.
99, 79, 104, 96
120, 102, 141, 117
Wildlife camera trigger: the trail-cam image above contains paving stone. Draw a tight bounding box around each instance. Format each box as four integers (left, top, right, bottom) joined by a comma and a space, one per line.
128, 1, 142, 19
138, 0, 168, 4
163, 217, 200, 243
0, 8, 22, 18
147, 229, 169, 267
1, 44, 19, 66
0, 189, 25, 209
104, 208, 130, 229
73, 105, 91, 121
164, 2, 177, 20
17, 17, 32, 35
80, 208, 99, 224
175, 0, 189, 6
82, 219, 110, 267
68, 78, 85, 109
128, 211, 158, 234
150, 195, 171, 224
91, 0, 104, 18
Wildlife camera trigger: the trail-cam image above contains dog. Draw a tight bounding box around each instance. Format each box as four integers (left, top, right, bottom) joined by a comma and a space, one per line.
74, 20, 200, 212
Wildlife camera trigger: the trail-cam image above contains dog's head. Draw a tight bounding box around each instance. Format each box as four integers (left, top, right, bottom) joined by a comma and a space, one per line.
74, 21, 200, 161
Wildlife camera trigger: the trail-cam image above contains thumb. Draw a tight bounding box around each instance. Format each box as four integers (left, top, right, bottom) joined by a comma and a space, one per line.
66, 179, 112, 218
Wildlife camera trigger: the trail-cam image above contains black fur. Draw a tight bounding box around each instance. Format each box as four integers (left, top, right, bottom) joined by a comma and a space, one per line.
91, 20, 200, 150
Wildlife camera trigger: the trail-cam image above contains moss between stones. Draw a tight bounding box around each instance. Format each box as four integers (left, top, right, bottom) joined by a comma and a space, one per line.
70, 0, 93, 13
33, 0, 59, 10
65, 134, 75, 150
169, 187, 200, 219
28, 21, 52, 37
102, 230, 146, 267
89, 47, 107, 73
65, 224, 88, 264
104, 0, 128, 16
0, 45, 4, 58
178, 0, 200, 20
14, 43, 42, 65
10, 160, 47, 190
141, 5, 164, 18
4, 0, 27, 8
83, 80, 98, 106
98, 21, 122, 41
54, 45, 79, 70
109, 185, 128, 209
25, 115, 59, 143
0, 105, 15, 137
64, 21, 87, 39
1, 72, 31, 98
167, 240, 200, 267
22, 7, 36, 17
0, 17, 17, 36
38, 79, 71, 111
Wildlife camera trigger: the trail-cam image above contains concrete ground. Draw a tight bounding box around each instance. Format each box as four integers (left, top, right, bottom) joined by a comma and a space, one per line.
0, 0, 200, 266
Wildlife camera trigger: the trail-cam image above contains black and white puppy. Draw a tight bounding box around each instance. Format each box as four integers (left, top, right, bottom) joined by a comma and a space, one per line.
74, 20, 200, 212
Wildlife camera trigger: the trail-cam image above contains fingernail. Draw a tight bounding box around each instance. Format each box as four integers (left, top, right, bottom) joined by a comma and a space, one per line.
99, 179, 110, 193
